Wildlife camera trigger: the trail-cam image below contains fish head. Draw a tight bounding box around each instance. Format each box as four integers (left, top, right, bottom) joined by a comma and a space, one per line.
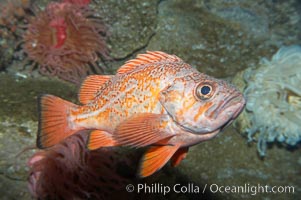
159, 72, 246, 134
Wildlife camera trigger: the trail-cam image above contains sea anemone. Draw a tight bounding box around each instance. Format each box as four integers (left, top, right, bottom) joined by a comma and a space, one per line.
22, 1, 109, 83
63, 0, 91, 6
28, 131, 136, 199
243, 45, 301, 156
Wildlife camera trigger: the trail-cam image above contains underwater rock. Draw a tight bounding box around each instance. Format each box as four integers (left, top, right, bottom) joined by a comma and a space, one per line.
0, 38, 14, 71
202, 0, 300, 42
166, 127, 301, 200
147, 0, 279, 78
203, 4, 269, 38
0, 73, 77, 199
0, 71, 300, 199
1, 0, 300, 199
93, 0, 159, 60
5, 0, 301, 78
2, 0, 158, 78
0, 175, 31, 200
146, 0, 301, 78
0, 0, 31, 71
233, 45, 301, 156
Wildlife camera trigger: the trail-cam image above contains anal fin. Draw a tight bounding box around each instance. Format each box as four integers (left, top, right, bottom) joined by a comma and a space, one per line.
170, 147, 189, 167
87, 130, 117, 150
139, 144, 180, 177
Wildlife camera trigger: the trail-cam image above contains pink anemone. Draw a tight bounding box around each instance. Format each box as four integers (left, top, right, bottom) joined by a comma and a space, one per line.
28, 131, 136, 199
22, 1, 109, 83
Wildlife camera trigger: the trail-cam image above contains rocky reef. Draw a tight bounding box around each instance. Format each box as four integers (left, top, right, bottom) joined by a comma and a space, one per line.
0, 73, 77, 200
0, 0, 301, 199
1, 73, 300, 200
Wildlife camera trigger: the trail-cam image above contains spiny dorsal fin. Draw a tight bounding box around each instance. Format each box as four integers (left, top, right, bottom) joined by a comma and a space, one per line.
117, 51, 183, 75
79, 75, 112, 104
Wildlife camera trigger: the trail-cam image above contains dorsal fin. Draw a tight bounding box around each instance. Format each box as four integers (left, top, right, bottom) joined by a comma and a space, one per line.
78, 75, 112, 104
117, 51, 183, 75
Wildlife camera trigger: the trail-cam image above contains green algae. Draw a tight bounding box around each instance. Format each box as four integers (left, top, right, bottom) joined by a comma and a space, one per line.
0, 73, 77, 122
0, 73, 78, 200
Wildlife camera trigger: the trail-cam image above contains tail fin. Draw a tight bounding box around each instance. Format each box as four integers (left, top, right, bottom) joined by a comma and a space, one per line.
37, 94, 80, 149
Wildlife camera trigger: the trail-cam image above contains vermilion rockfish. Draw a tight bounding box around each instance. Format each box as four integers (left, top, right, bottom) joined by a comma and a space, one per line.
37, 51, 246, 177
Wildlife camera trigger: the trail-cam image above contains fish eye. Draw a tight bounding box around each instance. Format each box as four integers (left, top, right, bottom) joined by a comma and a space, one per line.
201, 85, 211, 95
195, 84, 214, 100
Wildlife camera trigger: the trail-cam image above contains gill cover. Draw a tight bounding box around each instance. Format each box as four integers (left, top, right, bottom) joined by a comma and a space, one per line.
159, 76, 218, 133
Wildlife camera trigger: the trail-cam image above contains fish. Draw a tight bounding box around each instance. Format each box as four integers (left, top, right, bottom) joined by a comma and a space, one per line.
37, 51, 246, 177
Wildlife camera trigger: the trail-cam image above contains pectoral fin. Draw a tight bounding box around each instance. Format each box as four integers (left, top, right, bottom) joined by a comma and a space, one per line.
170, 147, 189, 167
114, 113, 174, 148
139, 145, 180, 177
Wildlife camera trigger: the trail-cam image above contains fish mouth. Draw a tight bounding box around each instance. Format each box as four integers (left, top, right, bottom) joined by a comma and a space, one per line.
225, 94, 246, 119
168, 91, 245, 137
215, 93, 246, 131
207, 92, 245, 119
219, 118, 234, 131
193, 128, 223, 142
175, 118, 222, 137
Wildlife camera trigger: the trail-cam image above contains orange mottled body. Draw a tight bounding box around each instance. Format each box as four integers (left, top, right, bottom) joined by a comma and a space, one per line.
37, 51, 245, 177
70, 61, 192, 132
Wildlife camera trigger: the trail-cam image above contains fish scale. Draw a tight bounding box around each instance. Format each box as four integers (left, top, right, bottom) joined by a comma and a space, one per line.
72, 63, 193, 130
37, 51, 245, 177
